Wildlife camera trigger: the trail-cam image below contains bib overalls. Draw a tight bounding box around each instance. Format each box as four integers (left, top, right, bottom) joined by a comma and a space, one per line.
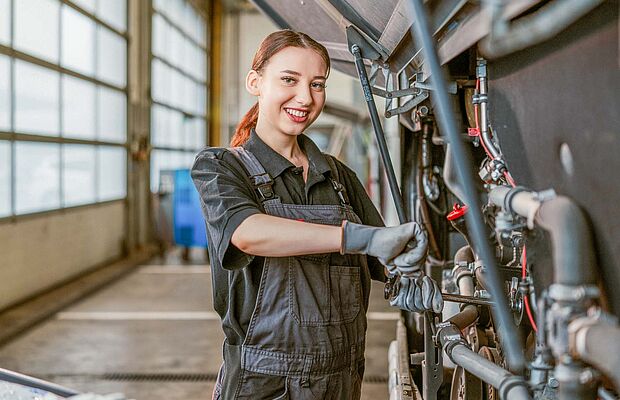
214, 147, 371, 400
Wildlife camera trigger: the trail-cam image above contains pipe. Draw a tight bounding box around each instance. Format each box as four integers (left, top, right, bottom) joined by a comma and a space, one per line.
437, 324, 532, 400
480, 0, 605, 59
488, 187, 597, 286
448, 304, 479, 329
407, 0, 524, 372
0, 368, 79, 397
477, 60, 501, 160
571, 319, 620, 390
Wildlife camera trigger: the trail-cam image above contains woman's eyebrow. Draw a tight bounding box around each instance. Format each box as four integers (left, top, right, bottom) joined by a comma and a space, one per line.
280, 69, 327, 80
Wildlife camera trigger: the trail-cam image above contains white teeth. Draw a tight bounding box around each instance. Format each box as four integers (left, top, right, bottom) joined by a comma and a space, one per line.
285, 108, 308, 118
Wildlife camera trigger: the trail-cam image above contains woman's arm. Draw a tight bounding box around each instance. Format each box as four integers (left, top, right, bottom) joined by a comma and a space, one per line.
231, 214, 342, 257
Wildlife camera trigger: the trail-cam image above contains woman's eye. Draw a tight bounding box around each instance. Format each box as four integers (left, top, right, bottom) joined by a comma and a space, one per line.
282, 77, 296, 84
311, 82, 326, 90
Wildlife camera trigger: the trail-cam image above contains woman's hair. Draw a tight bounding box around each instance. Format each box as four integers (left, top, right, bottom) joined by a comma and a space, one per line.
230, 30, 330, 147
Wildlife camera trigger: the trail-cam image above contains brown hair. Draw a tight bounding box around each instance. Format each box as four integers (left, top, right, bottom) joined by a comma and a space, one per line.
230, 30, 330, 147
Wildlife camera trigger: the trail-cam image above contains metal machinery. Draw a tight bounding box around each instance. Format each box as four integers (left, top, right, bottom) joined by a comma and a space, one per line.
250, 1, 619, 399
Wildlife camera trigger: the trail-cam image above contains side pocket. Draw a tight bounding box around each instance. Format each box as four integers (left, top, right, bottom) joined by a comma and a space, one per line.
235, 371, 287, 400
329, 265, 361, 323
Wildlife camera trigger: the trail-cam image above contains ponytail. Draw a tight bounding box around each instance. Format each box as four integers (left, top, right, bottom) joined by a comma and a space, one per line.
231, 103, 259, 146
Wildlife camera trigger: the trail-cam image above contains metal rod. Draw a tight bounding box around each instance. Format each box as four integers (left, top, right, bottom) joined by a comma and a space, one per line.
443, 293, 494, 307
0, 368, 80, 397
407, 0, 525, 372
350, 45, 407, 224
350, 41, 441, 399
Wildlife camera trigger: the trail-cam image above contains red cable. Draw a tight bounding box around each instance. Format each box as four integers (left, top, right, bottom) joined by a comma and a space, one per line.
522, 247, 538, 332
473, 79, 537, 331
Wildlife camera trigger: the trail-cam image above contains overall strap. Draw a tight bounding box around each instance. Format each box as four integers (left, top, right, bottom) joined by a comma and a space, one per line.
324, 155, 350, 206
228, 146, 276, 202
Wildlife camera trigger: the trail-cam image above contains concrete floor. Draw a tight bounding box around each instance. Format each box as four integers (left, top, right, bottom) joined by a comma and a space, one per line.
0, 248, 397, 399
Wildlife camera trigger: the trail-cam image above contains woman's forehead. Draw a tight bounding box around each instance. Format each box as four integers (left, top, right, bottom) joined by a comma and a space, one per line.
264, 47, 328, 77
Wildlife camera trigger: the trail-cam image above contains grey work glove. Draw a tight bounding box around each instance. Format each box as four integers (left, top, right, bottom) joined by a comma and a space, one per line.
389, 275, 443, 313
340, 221, 428, 276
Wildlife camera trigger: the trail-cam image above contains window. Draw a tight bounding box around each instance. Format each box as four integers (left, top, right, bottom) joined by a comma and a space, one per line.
62, 75, 96, 139
0, 0, 10, 45
97, 146, 126, 201
15, 60, 60, 136
61, 5, 96, 76
63, 144, 96, 206
0, 0, 128, 218
14, 0, 60, 63
0, 55, 10, 131
150, 1, 208, 193
15, 142, 61, 214
0, 141, 10, 217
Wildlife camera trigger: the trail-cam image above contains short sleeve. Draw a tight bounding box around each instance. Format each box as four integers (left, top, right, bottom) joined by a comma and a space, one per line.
333, 158, 388, 283
191, 148, 262, 270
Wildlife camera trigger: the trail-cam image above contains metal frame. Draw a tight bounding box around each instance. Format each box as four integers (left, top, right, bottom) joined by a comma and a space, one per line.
0, 0, 130, 224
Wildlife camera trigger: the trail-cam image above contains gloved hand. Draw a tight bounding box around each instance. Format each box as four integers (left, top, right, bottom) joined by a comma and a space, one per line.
340, 221, 428, 276
389, 275, 443, 313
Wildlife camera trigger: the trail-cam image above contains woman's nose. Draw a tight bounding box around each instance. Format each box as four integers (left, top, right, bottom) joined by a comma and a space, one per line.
294, 85, 313, 106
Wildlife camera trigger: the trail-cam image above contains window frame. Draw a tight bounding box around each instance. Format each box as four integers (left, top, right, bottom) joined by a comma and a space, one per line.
0, 0, 129, 223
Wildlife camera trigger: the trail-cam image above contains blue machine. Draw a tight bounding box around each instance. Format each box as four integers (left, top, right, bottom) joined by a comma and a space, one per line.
172, 169, 208, 248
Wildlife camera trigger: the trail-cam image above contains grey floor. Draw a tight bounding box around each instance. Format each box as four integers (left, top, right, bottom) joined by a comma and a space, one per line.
0, 248, 397, 399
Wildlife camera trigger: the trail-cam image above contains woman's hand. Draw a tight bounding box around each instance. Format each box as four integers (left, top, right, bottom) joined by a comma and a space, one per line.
340, 221, 428, 276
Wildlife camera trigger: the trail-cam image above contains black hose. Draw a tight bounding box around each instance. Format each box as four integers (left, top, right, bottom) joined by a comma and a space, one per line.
407, 0, 525, 372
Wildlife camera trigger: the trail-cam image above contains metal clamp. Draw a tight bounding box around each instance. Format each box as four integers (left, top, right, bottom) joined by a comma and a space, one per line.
548, 284, 600, 302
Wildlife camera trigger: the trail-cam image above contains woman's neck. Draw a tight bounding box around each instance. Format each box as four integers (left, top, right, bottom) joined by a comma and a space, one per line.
254, 125, 305, 164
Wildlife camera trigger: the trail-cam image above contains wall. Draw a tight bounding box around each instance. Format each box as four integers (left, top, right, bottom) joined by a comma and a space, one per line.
0, 202, 125, 311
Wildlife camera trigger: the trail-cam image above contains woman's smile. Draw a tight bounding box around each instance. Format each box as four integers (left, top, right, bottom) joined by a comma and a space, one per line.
284, 107, 309, 123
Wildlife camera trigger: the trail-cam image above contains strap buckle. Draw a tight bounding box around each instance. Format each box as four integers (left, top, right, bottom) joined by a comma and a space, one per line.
331, 179, 350, 206
251, 173, 275, 201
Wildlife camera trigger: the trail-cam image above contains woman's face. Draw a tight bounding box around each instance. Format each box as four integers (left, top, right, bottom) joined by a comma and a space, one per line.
247, 46, 328, 139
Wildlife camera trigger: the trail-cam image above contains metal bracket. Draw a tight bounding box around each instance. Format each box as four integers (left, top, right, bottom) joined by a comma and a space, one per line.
371, 76, 457, 118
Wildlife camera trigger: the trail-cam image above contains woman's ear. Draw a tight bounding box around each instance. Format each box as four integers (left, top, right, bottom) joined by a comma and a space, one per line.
245, 70, 261, 97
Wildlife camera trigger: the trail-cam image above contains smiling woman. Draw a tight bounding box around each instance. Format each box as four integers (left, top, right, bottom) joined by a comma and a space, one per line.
191, 29, 441, 400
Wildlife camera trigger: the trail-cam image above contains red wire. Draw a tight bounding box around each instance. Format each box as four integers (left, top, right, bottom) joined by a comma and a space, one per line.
522, 246, 538, 332
474, 79, 537, 331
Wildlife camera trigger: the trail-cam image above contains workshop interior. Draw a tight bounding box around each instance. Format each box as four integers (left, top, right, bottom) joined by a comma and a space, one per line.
0, 0, 618, 399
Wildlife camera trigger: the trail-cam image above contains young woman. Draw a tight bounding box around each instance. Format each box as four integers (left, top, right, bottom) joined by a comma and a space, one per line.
192, 30, 442, 400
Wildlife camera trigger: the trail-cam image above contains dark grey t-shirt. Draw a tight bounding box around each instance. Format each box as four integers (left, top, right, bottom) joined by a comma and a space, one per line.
191, 129, 386, 345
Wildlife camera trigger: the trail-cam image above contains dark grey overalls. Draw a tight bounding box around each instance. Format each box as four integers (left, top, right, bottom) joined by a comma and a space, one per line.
214, 147, 371, 400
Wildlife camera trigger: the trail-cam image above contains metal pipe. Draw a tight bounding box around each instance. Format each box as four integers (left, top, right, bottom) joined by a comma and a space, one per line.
442, 293, 494, 307
571, 319, 620, 390
0, 368, 79, 397
437, 324, 532, 400
488, 187, 597, 286
480, 0, 605, 59
477, 60, 501, 160
350, 44, 407, 224
407, 0, 524, 372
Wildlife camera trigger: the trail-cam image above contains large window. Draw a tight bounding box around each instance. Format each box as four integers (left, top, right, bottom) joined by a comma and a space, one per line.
150, 0, 208, 192
0, 0, 127, 217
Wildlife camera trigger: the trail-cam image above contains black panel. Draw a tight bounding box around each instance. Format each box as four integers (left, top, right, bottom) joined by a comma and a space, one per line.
488, 2, 620, 310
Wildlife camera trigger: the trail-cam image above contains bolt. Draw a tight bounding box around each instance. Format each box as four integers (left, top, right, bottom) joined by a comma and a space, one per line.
418, 105, 429, 116
579, 369, 595, 385
548, 377, 559, 389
